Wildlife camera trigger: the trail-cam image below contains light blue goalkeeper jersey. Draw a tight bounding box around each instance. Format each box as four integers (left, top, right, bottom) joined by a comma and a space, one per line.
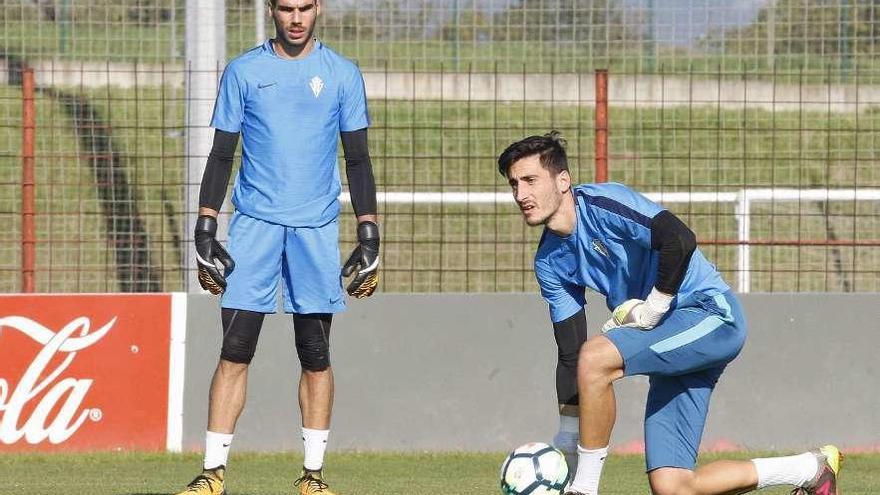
535, 183, 730, 323
211, 39, 370, 227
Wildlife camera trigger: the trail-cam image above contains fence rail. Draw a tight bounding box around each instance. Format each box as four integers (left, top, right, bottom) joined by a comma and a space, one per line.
340, 188, 880, 293
5, 61, 880, 113
1, 62, 878, 294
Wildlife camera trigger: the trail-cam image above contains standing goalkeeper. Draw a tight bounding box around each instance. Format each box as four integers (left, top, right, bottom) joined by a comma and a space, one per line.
177, 1, 378, 494
498, 132, 842, 495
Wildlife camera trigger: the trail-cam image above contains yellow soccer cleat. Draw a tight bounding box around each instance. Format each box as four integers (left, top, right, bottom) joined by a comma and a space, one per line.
175, 466, 226, 495
791, 445, 843, 495
294, 469, 337, 495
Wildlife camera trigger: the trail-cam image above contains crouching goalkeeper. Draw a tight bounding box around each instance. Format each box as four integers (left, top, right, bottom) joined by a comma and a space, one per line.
498, 131, 842, 495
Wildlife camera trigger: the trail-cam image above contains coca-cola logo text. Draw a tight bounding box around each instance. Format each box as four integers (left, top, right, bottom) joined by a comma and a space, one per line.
0, 316, 115, 445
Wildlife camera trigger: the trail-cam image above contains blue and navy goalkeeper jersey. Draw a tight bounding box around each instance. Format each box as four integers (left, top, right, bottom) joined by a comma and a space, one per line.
534, 183, 730, 323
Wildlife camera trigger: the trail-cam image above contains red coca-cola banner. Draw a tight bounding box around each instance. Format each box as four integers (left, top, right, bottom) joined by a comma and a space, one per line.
0, 294, 175, 452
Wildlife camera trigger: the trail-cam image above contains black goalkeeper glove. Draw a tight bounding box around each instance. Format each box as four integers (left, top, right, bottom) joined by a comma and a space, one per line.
194, 215, 235, 295
341, 221, 380, 298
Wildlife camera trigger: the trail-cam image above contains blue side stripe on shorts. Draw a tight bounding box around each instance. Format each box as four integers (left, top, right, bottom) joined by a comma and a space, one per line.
649, 316, 724, 354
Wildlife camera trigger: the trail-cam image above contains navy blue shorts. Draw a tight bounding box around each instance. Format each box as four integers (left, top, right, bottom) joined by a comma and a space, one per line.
605, 290, 747, 471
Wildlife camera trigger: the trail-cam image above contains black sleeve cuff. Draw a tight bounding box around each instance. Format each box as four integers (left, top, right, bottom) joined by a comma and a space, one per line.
650, 210, 697, 294
341, 128, 378, 216
552, 309, 588, 407
198, 129, 239, 211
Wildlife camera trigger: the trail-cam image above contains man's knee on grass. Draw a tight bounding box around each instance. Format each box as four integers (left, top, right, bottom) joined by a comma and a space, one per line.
648, 468, 698, 495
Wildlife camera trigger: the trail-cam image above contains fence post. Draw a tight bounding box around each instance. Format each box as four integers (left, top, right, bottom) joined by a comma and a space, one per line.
594, 69, 608, 183
735, 190, 750, 293
21, 68, 36, 293
185, 0, 226, 292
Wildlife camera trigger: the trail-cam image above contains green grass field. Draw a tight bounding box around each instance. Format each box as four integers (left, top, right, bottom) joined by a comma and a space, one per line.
0, 451, 877, 494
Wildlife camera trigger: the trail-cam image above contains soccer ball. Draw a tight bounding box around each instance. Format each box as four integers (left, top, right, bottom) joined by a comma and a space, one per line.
500, 442, 570, 495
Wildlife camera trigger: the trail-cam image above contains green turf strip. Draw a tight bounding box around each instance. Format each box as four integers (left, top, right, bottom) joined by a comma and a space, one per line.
0, 451, 876, 495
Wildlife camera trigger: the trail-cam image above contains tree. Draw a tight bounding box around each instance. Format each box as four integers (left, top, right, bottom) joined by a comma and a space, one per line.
439, 7, 492, 42
492, 0, 640, 44
700, 0, 880, 61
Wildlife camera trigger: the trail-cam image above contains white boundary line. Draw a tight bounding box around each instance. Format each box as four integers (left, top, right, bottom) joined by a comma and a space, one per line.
339, 189, 880, 204
166, 292, 188, 452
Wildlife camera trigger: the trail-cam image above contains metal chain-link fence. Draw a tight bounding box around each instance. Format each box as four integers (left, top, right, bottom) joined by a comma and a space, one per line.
1, 1, 878, 293
3, 1, 879, 74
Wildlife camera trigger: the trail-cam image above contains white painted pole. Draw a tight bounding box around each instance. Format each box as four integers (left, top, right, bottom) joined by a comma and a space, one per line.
735, 191, 751, 293
165, 292, 188, 452
255, 0, 266, 46
766, 0, 775, 70
185, 0, 226, 293
736, 190, 752, 294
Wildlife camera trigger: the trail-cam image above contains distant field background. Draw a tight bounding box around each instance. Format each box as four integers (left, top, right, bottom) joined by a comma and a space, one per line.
3, 1, 880, 77
1, 86, 877, 292
1, 451, 878, 495
1, 0, 879, 294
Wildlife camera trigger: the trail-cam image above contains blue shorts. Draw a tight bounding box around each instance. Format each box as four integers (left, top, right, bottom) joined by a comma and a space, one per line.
220, 211, 345, 314
604, 290, 747, 471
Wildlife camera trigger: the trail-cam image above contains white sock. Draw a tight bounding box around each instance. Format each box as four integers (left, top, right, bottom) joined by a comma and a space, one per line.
302, 428, 330, 471
204, 431, 234, 470
752, 452, 819, 489
552, 414, 580, 474
568, 444, 608, 495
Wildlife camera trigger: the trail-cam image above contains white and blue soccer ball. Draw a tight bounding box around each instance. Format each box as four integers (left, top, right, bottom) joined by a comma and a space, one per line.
500, 442, 570, 495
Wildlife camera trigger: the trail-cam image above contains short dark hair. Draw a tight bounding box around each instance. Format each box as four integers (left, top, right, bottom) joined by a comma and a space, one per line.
497, 130, 568, 177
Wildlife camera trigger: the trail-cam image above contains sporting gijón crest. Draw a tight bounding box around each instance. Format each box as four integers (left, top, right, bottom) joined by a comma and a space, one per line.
309, 76, 324, 98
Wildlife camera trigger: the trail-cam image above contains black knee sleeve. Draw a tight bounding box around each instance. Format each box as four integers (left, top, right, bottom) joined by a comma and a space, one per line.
293, 313, 332, 371
220, 308, 264, 364
553, 309, 588, 406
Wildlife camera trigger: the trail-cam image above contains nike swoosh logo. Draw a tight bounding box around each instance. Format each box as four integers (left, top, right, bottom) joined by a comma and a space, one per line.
258, 82, 277, 89
222, 443, 230, 447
